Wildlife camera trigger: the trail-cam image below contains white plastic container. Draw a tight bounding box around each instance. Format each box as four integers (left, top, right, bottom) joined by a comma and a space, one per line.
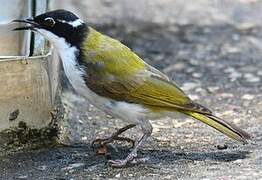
0, 0, 60, 131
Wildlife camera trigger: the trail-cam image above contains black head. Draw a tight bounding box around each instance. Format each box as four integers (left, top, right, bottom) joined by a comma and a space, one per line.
13, 9, 87, 47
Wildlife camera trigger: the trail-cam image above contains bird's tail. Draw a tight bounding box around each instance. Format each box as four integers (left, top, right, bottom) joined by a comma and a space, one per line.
183, 111, 251, 144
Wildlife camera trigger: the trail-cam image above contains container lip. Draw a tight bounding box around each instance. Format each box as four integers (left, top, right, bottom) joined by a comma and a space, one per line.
0, 47, 53, 61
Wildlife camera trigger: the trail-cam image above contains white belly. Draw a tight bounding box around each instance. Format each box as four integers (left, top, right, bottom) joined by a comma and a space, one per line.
72, 77, 146, 125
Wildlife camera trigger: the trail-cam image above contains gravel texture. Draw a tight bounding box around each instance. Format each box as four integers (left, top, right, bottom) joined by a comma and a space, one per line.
1, 0, 262, 179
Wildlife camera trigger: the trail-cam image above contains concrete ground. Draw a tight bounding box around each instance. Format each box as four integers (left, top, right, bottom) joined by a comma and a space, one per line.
1, 0, 262, 179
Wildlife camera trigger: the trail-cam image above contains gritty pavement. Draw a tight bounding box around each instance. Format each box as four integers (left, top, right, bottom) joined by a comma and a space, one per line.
1, 1, 262, 179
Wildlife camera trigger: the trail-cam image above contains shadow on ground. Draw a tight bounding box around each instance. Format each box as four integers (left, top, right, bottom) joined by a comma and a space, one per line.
0, 143, 252, 179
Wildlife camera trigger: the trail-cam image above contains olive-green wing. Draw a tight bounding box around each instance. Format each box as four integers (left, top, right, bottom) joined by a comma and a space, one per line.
81, 27, 211, 114
83, 62, 211, 114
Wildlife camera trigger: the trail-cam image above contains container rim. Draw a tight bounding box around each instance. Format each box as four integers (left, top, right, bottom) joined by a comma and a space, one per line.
0, 47, 53, 61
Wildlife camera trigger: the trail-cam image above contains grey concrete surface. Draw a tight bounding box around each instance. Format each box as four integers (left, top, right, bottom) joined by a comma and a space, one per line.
1, 0, 262, 179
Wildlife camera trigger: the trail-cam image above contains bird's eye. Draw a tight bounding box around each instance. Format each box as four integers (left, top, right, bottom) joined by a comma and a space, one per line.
44, 17, 55, 27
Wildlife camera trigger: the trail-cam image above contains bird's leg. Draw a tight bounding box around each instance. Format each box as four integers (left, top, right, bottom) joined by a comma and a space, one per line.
109, 121, 153, 167
92, 124, 136, 149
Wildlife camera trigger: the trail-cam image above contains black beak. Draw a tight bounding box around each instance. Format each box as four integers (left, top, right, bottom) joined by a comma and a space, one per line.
12, 18, 39, 31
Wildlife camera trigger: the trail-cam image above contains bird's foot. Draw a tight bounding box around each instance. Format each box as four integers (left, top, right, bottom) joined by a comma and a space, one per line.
92, 136, 135, 155
108, 151, 149, 167
92, 136, 135, 148
92, 124, 136, 151
92, 125, 136, 156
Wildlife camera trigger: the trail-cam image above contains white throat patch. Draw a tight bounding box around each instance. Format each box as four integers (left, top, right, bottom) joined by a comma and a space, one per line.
37, 28, 86, 91
57, 18, 84, 28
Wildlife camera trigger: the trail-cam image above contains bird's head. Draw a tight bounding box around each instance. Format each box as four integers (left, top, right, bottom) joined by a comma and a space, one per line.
13, 9, 87, 48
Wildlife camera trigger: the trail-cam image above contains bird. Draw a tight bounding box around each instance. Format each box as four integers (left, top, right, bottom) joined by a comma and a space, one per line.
13, 9, 250, 167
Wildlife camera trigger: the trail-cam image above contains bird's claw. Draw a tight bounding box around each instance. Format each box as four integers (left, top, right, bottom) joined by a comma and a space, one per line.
91, 138, 110, 147
108, 159, 128, 167
91, 136, 135, 149
91, 136, 135, 156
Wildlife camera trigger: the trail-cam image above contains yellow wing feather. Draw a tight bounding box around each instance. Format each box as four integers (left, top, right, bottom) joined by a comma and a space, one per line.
80, 27, 210, 114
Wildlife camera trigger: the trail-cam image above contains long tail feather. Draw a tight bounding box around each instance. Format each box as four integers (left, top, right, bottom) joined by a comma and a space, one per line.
183, 111, 251, 144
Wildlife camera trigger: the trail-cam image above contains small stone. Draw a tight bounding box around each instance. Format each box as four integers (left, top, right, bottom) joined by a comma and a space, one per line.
257, 71, 262, 76
190, 94, 199, 100
216, 144, 228, 150
163, 63, 186, 73
81, 136, 87, 141
17, 176, 28, 179
237, 22, 255, 31
106, 115, 113, 119
182, 82, 198, 91
9, 109, 20, 121
219, 93, 234, 98
189, 59, 199, 66
233, 159, 243, 164
207, 86, 220, 93
115, 173, 121, 178
37, 165, 47, 171
244, 73, 260, 82
229, 71, 242, 81
224, 67, 242, 81
247, 110, 252, 114
62, 163, 84, 170
223, 44, 240, 53
232, 33, 240, 41
224, 67, 235, 73
185, 67, 195, 73
242, 94, 254, 100
192, 72, 202, 78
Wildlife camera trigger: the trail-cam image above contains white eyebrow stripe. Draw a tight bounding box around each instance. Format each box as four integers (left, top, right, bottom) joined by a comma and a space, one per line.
57, 19, 84, 27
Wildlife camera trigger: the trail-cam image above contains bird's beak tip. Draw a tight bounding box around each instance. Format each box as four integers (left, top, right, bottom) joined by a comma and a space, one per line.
12, 18, 38, 31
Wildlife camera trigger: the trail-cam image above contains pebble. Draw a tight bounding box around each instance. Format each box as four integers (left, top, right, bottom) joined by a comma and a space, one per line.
229, 71, 242, 81
207, 86, 220, 93
17, 176, 28, 179
163, 63, 186, 73
62, 163, 85, 171
257, 71, 262, 76
219, 93, 234, 98
185, 67, 195, 73
81, 136, 88, 141
224, 67, 235, 73
216, 144, 228, 150
247, 110, 252, 114
244, 73, 260, 82
237, 22, 255, 31
115, 173, 121, 178
233, 159, 243, 164
190, 94, 199, 100
182, 82, 199, 91
232, 33, 240, 41
189, 59, 200, 66
242, 94, 255, 100
224, 67, 242, 81
37, 165, 47, 171
192, 72, 202, 78
223, 44, 240, 53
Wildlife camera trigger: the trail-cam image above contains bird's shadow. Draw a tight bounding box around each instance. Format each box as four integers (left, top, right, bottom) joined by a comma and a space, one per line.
103, 145, 250, 165
1, 143, 251, 171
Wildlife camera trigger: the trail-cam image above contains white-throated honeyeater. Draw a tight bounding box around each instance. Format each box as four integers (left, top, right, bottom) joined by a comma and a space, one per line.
13, 9, 250, 167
